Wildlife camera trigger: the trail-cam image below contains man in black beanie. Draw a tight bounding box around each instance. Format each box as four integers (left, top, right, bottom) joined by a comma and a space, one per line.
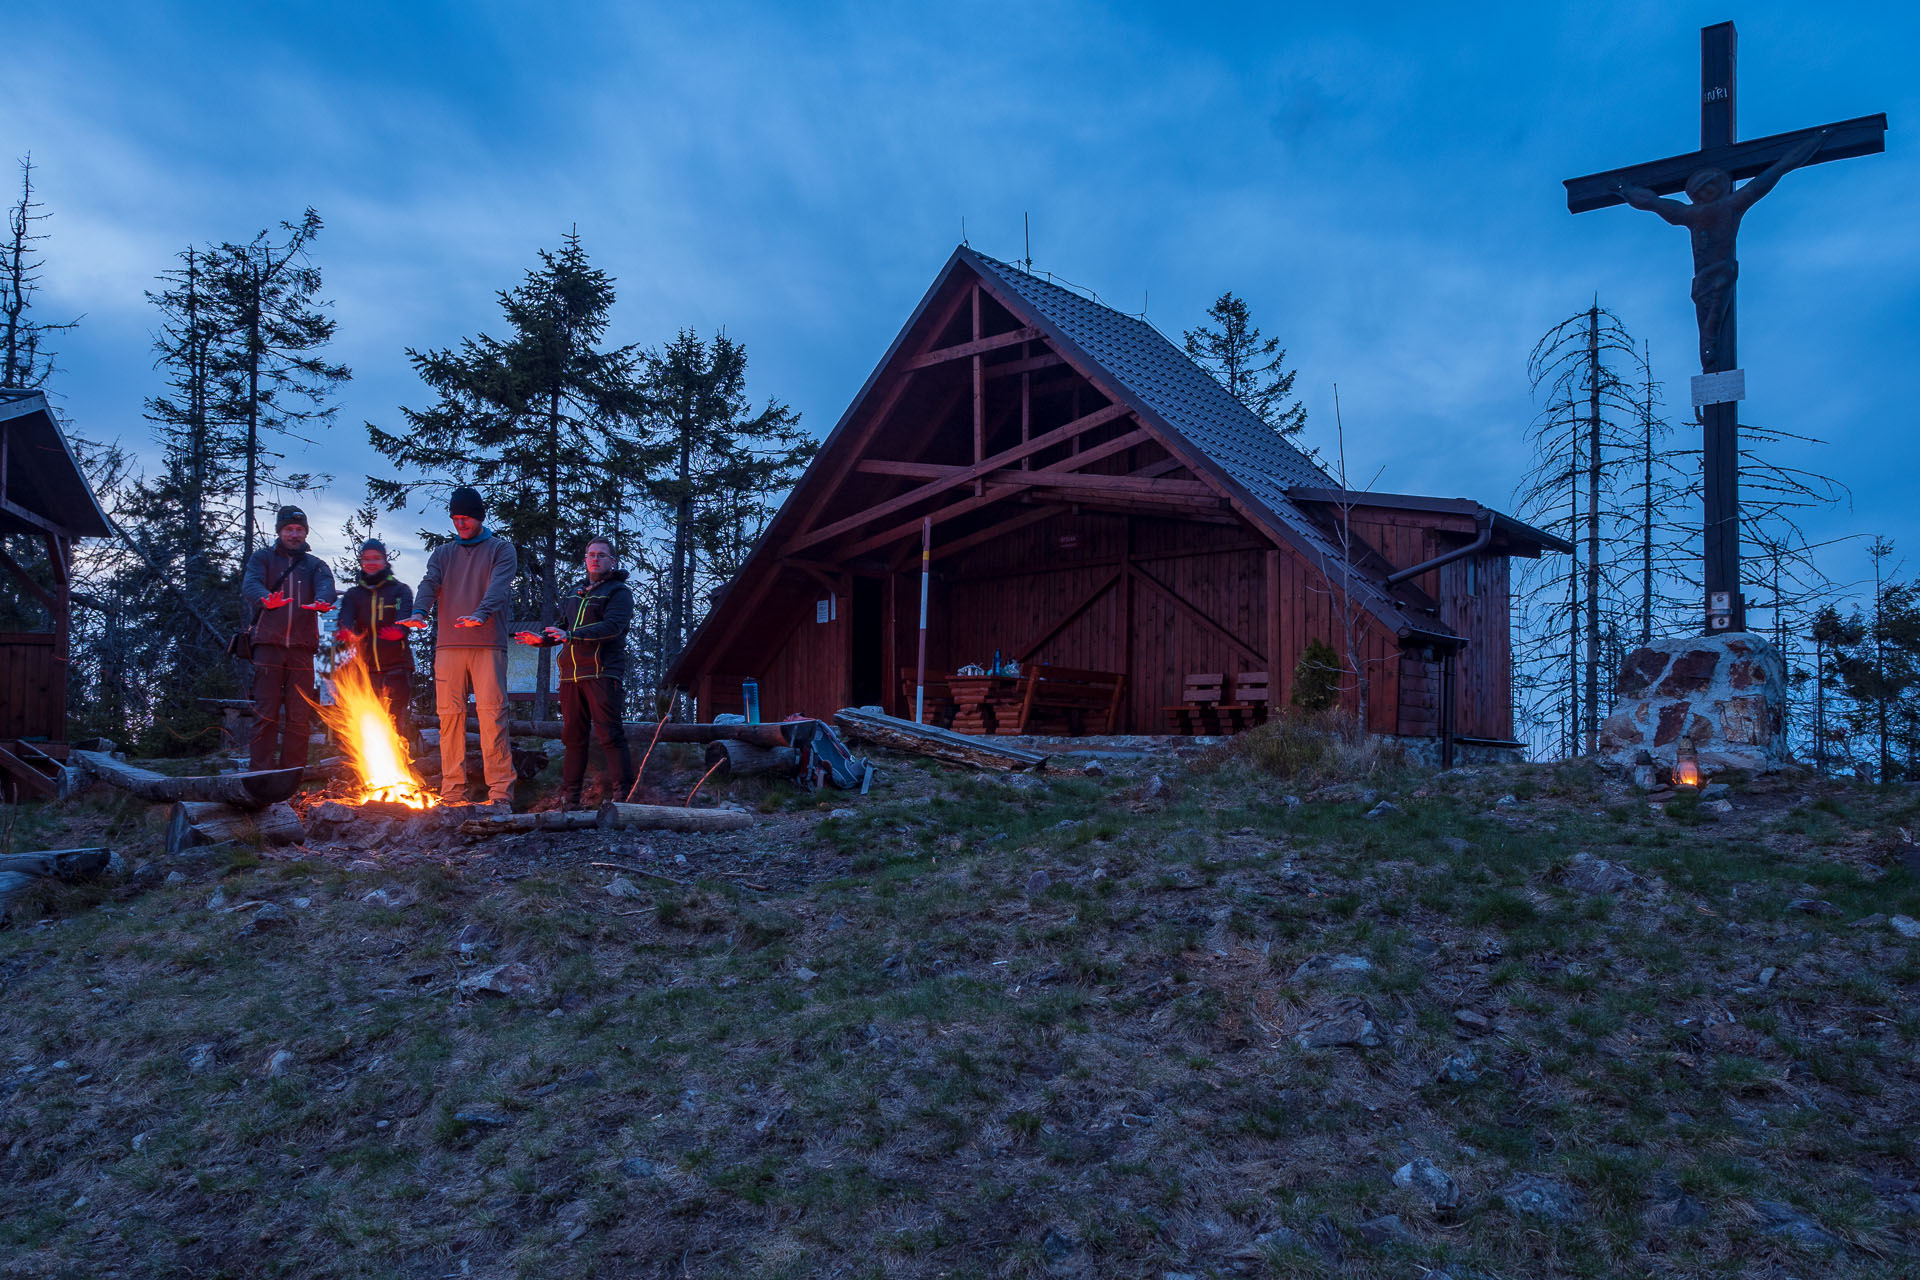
401, 487, 518, 809
240, 505, 336, 770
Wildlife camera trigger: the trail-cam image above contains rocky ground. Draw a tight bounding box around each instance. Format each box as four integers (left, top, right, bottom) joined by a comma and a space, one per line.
3, 726, 1920, 1278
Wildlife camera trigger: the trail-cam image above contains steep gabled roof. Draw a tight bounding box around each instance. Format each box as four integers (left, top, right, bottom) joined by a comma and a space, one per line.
959, 248, 1458, 645
673, 246, 1498, 682
0, 389, 112, 539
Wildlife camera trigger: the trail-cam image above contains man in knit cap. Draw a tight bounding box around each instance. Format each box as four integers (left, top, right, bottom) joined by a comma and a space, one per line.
240, 505, 337, 771
334, 538, 416, 747
515, 535, 636, 807
401, 487, 518, 809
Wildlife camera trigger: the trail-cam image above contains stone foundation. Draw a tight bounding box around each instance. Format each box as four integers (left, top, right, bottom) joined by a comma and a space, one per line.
1597, 632, 1788, 773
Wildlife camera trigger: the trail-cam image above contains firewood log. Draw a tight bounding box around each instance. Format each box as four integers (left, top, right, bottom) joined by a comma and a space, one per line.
74, 751, 303, 808
701, 740, 801, 779
0, 848, 115, 922
594, 802, 755, 833
165, 800, 305, 856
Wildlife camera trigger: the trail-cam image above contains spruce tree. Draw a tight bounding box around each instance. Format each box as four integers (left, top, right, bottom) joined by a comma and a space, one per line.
1182, 291, 1306, 437
0, 156, 78, 390
637, 329, 811, 679
369, 231, 655, 715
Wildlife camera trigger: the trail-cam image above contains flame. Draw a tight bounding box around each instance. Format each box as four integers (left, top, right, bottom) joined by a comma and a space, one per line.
317, 655, 434, 808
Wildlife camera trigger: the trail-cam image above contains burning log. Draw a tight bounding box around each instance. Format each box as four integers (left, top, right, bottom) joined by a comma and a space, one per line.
73, 750, 304, 809
165, 800, 305, 857
597, 802, 755, 833
0, 847, 114, 923
702, 740, 802, 779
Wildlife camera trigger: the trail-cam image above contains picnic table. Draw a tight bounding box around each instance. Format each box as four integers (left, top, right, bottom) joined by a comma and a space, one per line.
944, 665, 1126, 737
946, 674, 1025, 735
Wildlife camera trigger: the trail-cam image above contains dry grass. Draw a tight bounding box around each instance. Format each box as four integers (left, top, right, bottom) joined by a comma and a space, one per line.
1198, 710, 1407, 788
2, 748, 1920, 1278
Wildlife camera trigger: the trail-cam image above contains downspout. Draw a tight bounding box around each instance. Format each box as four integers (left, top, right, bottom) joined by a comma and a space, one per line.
1385, 512, 1493, 587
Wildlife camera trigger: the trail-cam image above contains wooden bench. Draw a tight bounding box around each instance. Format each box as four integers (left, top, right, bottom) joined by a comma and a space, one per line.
897, 667, 957, 728
1007, 665, 1126, 736
1218, 671, 1272, 733
1163, 672, 1224, 735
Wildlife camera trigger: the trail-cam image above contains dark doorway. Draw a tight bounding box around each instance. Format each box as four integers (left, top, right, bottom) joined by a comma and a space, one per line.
850, 576, 885, 709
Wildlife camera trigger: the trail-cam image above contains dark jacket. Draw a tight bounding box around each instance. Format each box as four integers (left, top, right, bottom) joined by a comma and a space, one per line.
543, 571, 634, 683
336, 571, 416, 674
241, 542, 338, 653
413, 529, 517, 649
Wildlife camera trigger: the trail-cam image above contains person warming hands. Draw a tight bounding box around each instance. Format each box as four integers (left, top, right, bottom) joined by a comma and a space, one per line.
239, 505, 337, 770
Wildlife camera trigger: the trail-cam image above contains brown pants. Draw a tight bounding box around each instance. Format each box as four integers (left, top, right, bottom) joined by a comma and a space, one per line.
434, 646, 513, 804
250, 647, 315, 771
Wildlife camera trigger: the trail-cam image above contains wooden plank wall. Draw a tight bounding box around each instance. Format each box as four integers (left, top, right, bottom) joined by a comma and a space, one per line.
0, 632, 61, 740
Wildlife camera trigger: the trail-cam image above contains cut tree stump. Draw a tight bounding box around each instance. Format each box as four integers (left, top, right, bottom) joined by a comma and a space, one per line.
74, 750, 304, 808
702, 740, 801, 779
165, 800, 305, 856
832, 708, 1047, 772
456, 810, 601, 835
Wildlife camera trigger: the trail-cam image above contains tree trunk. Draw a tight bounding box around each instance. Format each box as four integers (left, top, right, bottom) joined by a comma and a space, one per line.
595, 801, 755, 833
1584, 305, 1601, 756
74, 750, 303, 808
166, 800, 304, 855
833, 708, 1046, 771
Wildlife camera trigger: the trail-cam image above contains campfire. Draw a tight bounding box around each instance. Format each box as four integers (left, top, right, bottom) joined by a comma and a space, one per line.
314, 658, 435, 809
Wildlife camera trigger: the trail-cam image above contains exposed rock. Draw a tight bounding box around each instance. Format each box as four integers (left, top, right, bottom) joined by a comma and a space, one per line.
452, 923, 493, 955
264, 1050, 295, 1078
619, 1155, 662, 1178
1453, 1008, 1492, 1035
604, 876, 643, 900
1024, 869, 1051, 897
249, 902, 289, 927
458, 963, 540, 999
1364, 801, 1400, 820
1081, 760, 1104, 778
1291, 954, 1372, 984
1355, 1213, 1412, 1246
1295, 1006, 1381, 1049
1494, 794, 1518, 809
360, 885, 416, 909
453, 1105, 513, 1127
1438, 1050, 1481, 1084
1755, 1199, 1840, 1249
205, 889, 226, 910
793, 966, 819, 983
345, 859, 380, 873
1789, 898, 1839, 916
163, 871, 186, 888
1496, 1175, 1583, 1223
1563, 852, 1636, 895
186, 1043, 216, 1074
828, 808, 856, 819
1644, 1190, 1709, 1230
1248, 1226, 1307, 1253
1392, 1157, 1460, 1209
1441, 836, 1472, 856
1891, 915, 1920, 940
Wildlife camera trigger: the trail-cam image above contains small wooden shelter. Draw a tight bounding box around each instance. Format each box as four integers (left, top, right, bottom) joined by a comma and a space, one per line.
0, 390, 111, 796
669, 248, 1568, 751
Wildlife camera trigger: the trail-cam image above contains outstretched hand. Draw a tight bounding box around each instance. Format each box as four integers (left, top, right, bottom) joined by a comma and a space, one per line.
512, 630, 544, 646
453, 615, 484, 628
376, 624, 406, 642
397, 616, 429, 630
260, 590, 289, 610
300, 601, 334, 613
543, 626, 567, 642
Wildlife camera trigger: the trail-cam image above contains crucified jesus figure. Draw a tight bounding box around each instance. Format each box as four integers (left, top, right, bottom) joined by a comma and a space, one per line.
1611, 129, 1828, 371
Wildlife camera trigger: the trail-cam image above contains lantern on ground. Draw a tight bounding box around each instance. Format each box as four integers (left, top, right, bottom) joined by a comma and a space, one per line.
1672, 737, 1702, 791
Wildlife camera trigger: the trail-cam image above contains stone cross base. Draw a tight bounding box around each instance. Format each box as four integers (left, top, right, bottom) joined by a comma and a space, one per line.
1596, 632, 1789, 773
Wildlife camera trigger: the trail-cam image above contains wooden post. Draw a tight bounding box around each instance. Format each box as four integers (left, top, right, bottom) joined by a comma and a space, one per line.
1121, 516, 1134, 732
1265, 549, 1284, 707
915, 516, 931, 723
971, 285, 984, 495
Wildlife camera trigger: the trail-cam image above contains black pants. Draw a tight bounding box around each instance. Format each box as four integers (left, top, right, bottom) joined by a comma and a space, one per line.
372, 669, 414, 748
250, 653, 315, 771
560, 677, 634, 800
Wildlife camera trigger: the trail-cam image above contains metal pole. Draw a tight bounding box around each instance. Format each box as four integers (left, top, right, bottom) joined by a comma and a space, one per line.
915, 516, 931, 723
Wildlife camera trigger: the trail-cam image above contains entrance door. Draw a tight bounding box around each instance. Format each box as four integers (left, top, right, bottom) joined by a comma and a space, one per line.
849, 576, 885, 709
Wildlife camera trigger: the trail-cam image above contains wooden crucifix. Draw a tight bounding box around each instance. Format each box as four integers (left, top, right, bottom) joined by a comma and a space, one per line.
1563, 21, 1886, 635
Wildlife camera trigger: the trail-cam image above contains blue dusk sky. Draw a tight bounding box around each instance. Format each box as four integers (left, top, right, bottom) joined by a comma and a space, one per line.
4, 0, 1915, 616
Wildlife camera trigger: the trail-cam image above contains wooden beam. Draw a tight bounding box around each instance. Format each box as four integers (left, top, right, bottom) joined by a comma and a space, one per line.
837, 426, 1153, 560
0, 495, 61, 537
1266, 549, 1284, 701
1015, 569, 1122, 662
988, 352, 1067, 381
1564, 113, 1887, 214
1129, 561, 1265, 667
972, 288, 984, 492
929, 505, 1068, 562
902, 324, 1044, 370
784, 403, 1134, 555
854, 459, 1213, 498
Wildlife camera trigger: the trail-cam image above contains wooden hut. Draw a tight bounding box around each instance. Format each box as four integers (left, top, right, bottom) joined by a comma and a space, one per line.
0, 390, 112, 796
668, 248, 1567, 753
